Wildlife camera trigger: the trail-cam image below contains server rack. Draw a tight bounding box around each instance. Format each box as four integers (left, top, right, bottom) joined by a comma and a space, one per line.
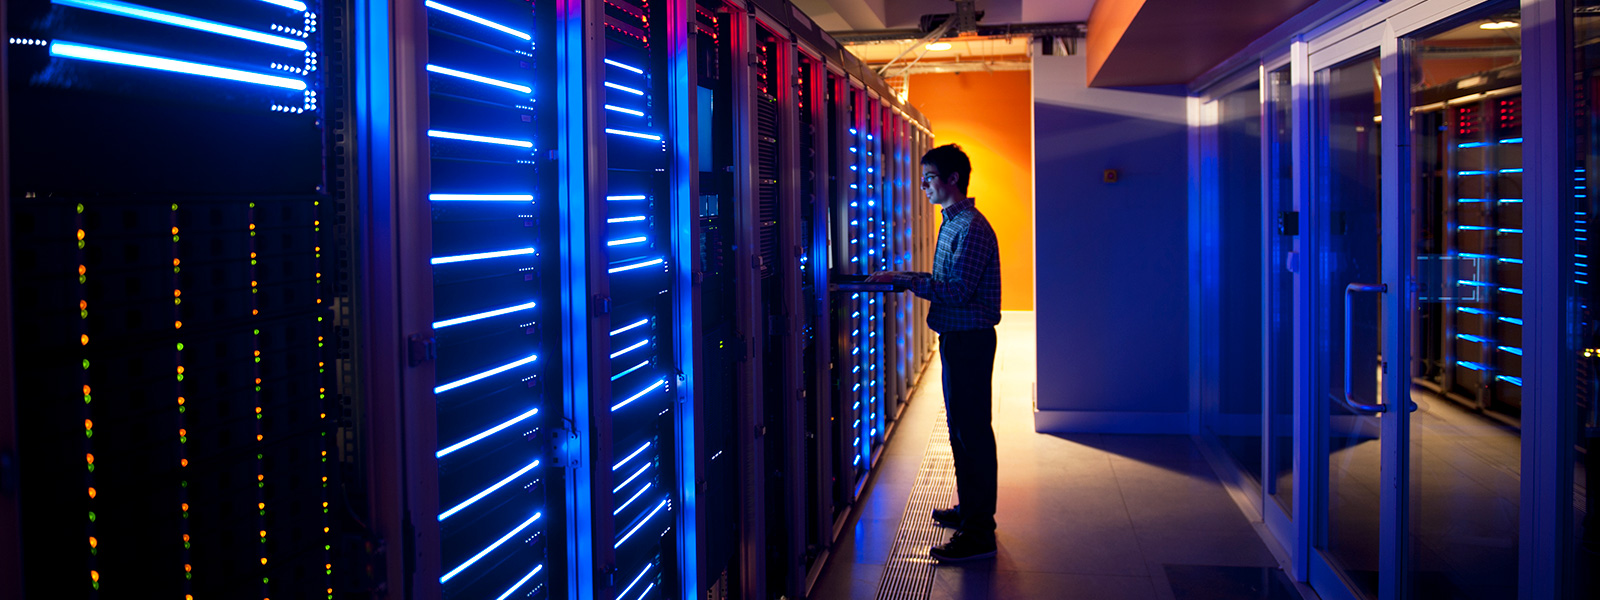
7, 0, 355, 597
1414, 75, 1525, 415
4, 1, 936, 599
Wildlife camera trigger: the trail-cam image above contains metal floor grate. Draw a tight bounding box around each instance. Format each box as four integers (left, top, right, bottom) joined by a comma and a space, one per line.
874, 407, 956, 600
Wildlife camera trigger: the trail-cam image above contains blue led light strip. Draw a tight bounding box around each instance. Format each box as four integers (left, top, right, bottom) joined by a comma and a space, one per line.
607, 195, 647, 201
494, 565, 545, 600
1457, 333, 1491, 343
618, 564, 653, 598
611, 360, 649, 381
605, 104, 645, 116
610, 319, 649, 336
609, 339, 649, 359
54, 0, 309, 50
606, 128, 662, 141
426, 64, 532, 94
50, 41, 307, 90
431, 247, 536, 265
437, 408, 539, 457
1499, 316, 1524, 325
612, 442, 651, 470
607, 236, 647, 246
1457, 307, 1494, 315
611, 379, 666, 411
438, 459, 541, 521
1499, 346, 1524, 356
604, 58, 644, 74
430, 194, 534, 202
1458, 360, 1491, 371
434, 354, 539, 394
604, 81, 645, 95
614, 499, 669, 548
1497, 375, 1524, 386
428, 129, 533, 148
440, 512, 542, 583
613, 464, 649, 493
258, 0, 307, 10
607, 215, 646, 223
639, 583, 657, 599
613, 483, 652, 515
433, 301, 536, 329
425, 0, 531, 40
609, 258, 664, 273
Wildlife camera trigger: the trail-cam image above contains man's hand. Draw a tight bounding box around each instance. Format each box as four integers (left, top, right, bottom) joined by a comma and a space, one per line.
865, 271, 902, 284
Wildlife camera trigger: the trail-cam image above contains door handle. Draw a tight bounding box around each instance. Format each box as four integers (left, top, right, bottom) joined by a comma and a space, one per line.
1344, 282, 1388, 413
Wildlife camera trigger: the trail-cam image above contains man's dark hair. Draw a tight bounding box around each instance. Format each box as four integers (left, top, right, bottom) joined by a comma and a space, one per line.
921, 144, 972, 195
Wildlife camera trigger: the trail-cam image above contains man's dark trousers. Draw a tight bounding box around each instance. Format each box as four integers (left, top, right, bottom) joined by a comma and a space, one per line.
939, 327, 998, 535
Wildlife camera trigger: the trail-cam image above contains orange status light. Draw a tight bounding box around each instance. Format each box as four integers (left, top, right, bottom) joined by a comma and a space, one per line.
254, 407, 262, 414
249, 224, 256, 230
184, 564, 192, 572
254, 350, 261, 357
177, 397, 186, 406
170, 227, 179, 235
175, 320, 183, 329
174, 289, 182, 297
260, 558, 268, 566
91, 570, 99, 582
255, 378, 262, 385
257, 474, 265, 482
250, 252, 257, 259
252, 309, 259, 315
84, 419, 93, 430
258, 502, 265, 509
259, 530, 266, 538
178, 429, 186, 436
81, 334, 89, 346
176, 366, 185, 374
78, 265, 86, 275
83, 384, 91, 394
183, 534, 190, 542
89, 537, 97, 548
88, 487, 96, 499
77, 229, 86, 240
256, 434, 263, 441
80, 300, 87, 310
180, 458, 188, 467
181, 503, 189, 511
173, 258, 181, 266
86, 453, 94, 464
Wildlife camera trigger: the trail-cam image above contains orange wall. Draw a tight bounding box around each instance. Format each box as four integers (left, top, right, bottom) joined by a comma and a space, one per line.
908, 70, 1035, 311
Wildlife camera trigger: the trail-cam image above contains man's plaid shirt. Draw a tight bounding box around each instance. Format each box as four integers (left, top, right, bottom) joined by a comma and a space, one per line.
904, 199, 1002, 333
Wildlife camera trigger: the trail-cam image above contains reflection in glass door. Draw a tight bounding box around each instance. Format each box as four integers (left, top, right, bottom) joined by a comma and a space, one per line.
1266, 66, 1296, 517
1315, 51, 1384, 599
1406, 9, 1522, 597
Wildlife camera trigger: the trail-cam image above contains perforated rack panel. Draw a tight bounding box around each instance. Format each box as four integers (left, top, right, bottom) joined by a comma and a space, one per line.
8, 0, 348, 597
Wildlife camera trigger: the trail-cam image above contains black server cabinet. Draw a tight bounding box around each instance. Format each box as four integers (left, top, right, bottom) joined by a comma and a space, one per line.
582, 0, 690, 595
689, 0, 740, 594
6, 0, 356, 597
795, 47, 834, 590
417, 1, 563, 598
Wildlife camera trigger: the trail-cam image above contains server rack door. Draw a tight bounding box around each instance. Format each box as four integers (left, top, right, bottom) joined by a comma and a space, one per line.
795, 49, 835, 592
7, 0, 354, 597
416, 0, 563, 598
586, 0, 686, 596
689, 0, 742, 593
864, 97, 888, 456
824, 73, 857, 516
747, 18, 805, 600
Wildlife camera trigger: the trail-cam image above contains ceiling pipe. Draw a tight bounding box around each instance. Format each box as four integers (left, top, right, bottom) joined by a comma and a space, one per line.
830, 21, 1086, 44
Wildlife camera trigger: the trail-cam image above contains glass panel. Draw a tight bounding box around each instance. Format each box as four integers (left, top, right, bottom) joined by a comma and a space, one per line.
1574, 3, 1600, 595
1317, 52, 1382, 600
1207, 82, 1266, 490
1407, 10, 1522, 597
1267, 67, 1296, 514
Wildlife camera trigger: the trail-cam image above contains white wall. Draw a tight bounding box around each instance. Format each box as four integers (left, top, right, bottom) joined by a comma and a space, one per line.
1031, 51, 1192, 433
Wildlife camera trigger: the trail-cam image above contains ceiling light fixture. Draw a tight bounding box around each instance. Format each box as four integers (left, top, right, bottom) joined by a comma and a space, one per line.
1479, 21, 1519, 30
925, 42, 952, 51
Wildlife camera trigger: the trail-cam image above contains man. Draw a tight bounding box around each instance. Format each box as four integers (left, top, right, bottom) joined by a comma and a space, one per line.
867, 143, 1001, 562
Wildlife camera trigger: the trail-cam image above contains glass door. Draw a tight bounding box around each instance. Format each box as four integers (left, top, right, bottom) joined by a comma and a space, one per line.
1405, 8, 1522, 598
1311, 49, 1387, 600
1306, 6, 1527, 600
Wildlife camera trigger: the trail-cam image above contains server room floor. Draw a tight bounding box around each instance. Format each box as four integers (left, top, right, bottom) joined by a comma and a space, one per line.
811, 312, 1312, 600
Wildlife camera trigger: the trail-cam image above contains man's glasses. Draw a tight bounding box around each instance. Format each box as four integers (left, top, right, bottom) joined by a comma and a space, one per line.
920, 173, 940, 184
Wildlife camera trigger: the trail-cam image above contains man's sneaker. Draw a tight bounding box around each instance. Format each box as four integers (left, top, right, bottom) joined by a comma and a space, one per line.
929, 530, 996, 562
931, 506, 962, 529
